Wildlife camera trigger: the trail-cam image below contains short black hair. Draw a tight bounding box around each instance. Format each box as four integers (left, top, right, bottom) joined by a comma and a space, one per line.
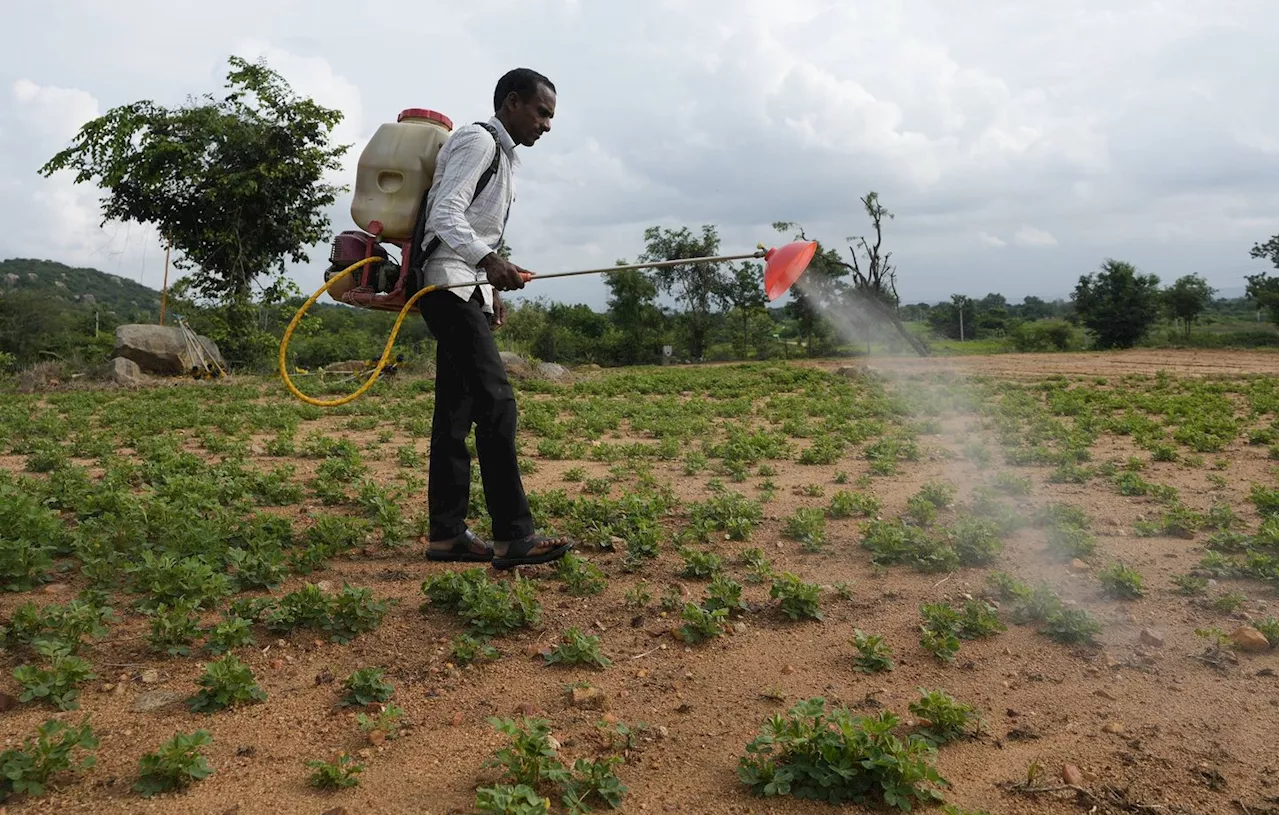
493, 68, 555, 113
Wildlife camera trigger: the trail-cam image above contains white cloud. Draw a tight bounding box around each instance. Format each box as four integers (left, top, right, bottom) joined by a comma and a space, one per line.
1014, 226, 1059, 247
0, 0, 1274, 305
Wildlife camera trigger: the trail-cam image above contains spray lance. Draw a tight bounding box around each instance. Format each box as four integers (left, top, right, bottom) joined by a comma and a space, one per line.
277, 239, 818, 407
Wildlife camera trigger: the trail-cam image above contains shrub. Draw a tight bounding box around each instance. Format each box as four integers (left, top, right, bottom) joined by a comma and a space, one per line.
1009, 319, 1084, 352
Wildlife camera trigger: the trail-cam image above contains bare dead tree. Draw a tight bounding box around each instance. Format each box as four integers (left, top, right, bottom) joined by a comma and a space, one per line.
835, 192, 929, 357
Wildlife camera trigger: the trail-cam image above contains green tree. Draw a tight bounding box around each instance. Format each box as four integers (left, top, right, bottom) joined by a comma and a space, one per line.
637, 225, 729, 360
1163, 274, 1216, 339
38, 55, 349, 367
724, 261, 770, 358
604, 266, 664, 364
1245, 236, 1278, 324
1071, 259, 1162, 348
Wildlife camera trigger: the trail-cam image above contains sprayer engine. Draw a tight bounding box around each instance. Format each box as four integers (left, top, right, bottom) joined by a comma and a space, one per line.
325, 230, 400, 296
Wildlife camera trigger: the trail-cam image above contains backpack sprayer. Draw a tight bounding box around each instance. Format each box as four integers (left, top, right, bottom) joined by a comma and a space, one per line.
278, 108, 818, 408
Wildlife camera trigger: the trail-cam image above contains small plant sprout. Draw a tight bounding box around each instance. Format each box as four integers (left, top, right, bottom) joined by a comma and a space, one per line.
851, 629, 894, 674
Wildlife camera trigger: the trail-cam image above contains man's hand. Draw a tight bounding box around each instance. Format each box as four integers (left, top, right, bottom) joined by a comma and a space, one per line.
479, 252, 531, 291
492, 291, 506, 329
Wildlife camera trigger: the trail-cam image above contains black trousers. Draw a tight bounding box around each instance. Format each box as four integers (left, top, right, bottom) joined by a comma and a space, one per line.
420, 288, 535, 543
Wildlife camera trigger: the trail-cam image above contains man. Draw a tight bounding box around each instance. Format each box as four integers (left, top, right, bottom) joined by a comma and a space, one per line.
416, 67, 574, 570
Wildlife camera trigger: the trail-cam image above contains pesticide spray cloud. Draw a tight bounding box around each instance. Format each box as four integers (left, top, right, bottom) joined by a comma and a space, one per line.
792, 273, 1101, 618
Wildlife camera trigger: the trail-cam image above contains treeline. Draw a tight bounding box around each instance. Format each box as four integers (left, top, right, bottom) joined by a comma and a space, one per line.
1, 227, 1276, 375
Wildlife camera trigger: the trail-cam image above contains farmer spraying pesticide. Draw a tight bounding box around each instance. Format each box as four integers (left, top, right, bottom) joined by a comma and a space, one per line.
277, 71, 820, 568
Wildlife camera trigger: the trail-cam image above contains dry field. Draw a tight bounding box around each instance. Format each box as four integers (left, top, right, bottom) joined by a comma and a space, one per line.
0, 348, 1276, 815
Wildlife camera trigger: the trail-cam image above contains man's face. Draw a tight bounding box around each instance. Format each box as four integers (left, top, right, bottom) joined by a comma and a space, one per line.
504, 84, 556, 147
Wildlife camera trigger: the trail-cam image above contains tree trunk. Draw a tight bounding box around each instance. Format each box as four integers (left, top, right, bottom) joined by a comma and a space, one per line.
853, 293, 930, 357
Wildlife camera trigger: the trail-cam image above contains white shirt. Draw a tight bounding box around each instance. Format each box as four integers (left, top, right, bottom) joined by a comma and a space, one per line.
420, 115, 519, 310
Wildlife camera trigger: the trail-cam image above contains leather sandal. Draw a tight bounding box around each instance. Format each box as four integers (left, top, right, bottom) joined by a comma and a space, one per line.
492, 534, 575, 571
426, 530, 494, 562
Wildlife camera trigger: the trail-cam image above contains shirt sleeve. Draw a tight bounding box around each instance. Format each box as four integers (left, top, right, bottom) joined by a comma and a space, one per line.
425, 126, 499, 267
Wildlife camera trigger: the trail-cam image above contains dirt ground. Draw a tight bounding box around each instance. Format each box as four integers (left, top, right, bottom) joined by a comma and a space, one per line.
0, 348, 1276, 815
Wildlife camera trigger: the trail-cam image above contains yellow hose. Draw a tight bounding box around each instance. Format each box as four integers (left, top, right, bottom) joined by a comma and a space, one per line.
278, 256, 437, 407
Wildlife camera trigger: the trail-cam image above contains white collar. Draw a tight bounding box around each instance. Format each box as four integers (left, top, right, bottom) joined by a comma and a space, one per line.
487, 116, 520, 167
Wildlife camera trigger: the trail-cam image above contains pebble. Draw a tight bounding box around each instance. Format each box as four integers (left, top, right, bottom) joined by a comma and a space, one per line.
450, 712, 463, 726
570, 686, 608, 711
140, 669, 160, 684
1062, 764, 1084, 786
1069, 559, 1089, 572
1139, 628, 1166, 648
1102, 722, 1125, 735
781, 665, 795, 675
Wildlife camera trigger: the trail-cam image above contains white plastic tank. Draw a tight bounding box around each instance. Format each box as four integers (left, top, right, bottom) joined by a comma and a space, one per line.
349, 108, 453, 241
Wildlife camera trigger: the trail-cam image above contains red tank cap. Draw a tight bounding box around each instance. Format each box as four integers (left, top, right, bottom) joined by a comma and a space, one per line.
398, 108, 452, 129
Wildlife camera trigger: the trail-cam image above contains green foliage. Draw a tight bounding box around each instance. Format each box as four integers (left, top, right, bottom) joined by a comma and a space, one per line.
1163, 274, 1216, 339
636, 224, 730, 360
134, 730, 214, 798
307, 753, 363, 789
908, 689, 980, 746
1072, 259, 1162, 348
678, 603, 727, 644
340, 667, 394, 707
1098, 563, 1145, 599
851, 629, 894, 674
737, 698, 949, 809
451, 633, 501, 667
476, 784, 552, 814
0, 718, 99, 802
265, 583, 391, 644
770, 573, 823, 621
553, 553, 607, 596
483, 716, 628, 813
544, 628, 611, 669
13, 642, 97, 711
40, 56, 348, 366
187, 654, 267, 713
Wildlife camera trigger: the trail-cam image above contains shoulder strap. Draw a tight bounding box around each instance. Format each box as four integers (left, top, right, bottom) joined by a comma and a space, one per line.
412, 123, 504, 285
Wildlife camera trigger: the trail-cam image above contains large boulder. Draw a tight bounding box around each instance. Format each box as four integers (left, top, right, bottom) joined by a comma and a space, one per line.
113, 324, 225, 375
536, 362, 572, 383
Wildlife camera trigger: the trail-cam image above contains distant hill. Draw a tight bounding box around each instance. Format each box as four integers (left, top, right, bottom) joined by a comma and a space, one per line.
0, 258, 164, 321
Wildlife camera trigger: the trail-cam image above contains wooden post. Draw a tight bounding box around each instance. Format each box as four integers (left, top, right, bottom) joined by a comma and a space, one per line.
160, 242, 171, 326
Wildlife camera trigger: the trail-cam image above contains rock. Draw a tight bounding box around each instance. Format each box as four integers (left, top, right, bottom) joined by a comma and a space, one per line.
140, 669, 161, 684
40, 583, 69, 594
1102, 722, 1125, 735
570, 685, 608, 711
1231, 626, 1272, 653
1069, 558, 1089, 572
536, 362, 572, 383
132, 690, 185, 712
1062, 764, 1085, 786
0, 692, 18, 712
1139, 628, 1165, 648
450, 711, 463, 727
113, 324, 225, 375
499, 351, 533, 379
109, 356, 143, 387
781, 664, 795, 675
80, 294, 95, 305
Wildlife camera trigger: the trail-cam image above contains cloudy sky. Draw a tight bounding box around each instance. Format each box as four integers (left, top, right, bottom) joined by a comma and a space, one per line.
2, 0, 1276, 310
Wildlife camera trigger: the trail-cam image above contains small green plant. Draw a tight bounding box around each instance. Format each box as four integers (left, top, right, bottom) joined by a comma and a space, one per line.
483, 716, 628, 812
187, 655, 267, 713
340, 667, 394, 707
1098, 563, 1144, 599
1172, 573, 1209, 595
451, 633, 500, 667
554, 553, 607, 596
851, 629, 894, 674
202, 615, 255, 656
678, 603, 727, 644
475, 784, 551, 814
770, 573, 823, 621
13, 642, 96, 711
0, 718, 99, 802
908, 688, 979, 746
544, 627, 611, 669
702, 574, 747, 616
679, 548, 722, 579
308, 753, 364, 788
623, 583, 651, 609
783, 507, 827, 551
737, 698, 947, 808
356, 704, 406, 741
134, 730, 214, 798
